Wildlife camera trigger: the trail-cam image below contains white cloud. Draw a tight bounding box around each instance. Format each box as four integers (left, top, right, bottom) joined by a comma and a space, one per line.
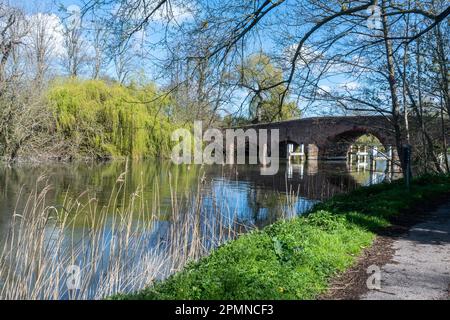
317, 84, 331, 93
27, 13, 65, 57
153, 2, 194, 23
283, 44, 322, 67
66, 4, 82, 29
339, 81, 360, 91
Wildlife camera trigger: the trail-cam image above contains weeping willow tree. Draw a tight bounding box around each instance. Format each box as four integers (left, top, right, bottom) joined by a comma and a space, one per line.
47, 79, 178, 160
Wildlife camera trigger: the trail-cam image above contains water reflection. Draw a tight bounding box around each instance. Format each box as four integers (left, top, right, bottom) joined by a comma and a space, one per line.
0, 159, 393, 235
0, 159, 394, 298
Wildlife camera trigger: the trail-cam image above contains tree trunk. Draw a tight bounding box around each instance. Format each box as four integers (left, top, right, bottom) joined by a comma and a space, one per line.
381, 1, 408, 176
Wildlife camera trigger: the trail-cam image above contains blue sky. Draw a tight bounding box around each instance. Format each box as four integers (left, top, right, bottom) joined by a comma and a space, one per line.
11, 0, 359, 117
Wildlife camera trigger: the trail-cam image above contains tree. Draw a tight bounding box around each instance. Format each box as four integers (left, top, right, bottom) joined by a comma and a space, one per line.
0, 3, 54, 162
0, 3, 30, 160
61, 5, 86, 77
90, 22, 109, 80
0, 3, 28, 93
238, 53, 300, 123
27, 13, 59, 88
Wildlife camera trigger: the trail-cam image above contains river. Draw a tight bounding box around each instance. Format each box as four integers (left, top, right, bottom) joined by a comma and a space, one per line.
0, 159, 393, 299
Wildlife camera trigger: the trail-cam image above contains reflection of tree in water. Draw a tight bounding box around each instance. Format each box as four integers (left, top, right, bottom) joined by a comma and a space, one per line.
1, 159, 386, 239
324, 173, 360, 192
246, 187, 287, 227
0, 161, 202, 230
203, 161, 373, 229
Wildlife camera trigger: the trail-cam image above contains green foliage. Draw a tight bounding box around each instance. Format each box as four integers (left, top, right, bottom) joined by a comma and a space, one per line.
222, 114, 251, 127
47, 79, 178, 159
355, 134, 384, 148
113, 174, 450, 300
239, 53, 301, 123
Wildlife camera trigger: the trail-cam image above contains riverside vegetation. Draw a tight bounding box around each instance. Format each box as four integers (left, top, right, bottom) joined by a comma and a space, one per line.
2, 79, 179, 162
1, 161, 448, 299
0, 169, 243, 299
114, 174, 450, 300
0, 161, 317, 300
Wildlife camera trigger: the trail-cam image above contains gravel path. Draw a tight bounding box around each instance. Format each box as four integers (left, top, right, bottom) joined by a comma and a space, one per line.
361, 203, 450, 300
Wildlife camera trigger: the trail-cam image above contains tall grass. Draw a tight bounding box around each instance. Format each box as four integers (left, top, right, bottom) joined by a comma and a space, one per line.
0, 163, 350, 300
0, 168, 249, 300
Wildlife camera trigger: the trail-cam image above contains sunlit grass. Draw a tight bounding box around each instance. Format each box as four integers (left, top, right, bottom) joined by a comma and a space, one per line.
116, 174, 450, 300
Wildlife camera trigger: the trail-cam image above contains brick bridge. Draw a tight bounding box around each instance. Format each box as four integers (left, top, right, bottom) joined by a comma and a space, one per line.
236, 116, 399, 160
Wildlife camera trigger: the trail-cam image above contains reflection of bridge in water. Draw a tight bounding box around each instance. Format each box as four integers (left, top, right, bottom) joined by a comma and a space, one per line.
205, 160, 396, 202
203, 160, 399, 230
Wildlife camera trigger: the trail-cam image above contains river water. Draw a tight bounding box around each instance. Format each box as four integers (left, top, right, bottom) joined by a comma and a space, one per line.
0, 160, 392, 233
0, 159, 392, 299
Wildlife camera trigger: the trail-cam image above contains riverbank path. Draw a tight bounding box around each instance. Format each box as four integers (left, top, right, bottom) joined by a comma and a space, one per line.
361, 203, 450, 300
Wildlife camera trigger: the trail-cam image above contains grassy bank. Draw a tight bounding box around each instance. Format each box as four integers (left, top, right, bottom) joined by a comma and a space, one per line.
115, 174, 450, 300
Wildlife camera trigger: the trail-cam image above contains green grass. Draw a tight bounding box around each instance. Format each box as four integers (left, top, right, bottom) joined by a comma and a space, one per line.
114, 174, 450, 300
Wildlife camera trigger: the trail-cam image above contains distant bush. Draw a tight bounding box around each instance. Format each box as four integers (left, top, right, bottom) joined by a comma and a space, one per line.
47, 79, 178, 160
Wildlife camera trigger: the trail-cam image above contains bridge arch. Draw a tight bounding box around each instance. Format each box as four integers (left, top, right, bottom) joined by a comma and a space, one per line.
321, 128, 391, 159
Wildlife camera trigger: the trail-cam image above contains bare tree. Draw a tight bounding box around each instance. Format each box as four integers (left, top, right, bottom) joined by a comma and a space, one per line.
113, 39, 136, 84
61, 5, 87, 77
0, 3, 57, 162
90, 22, 109, 79
0, 2, 52, 161
0, 2, 28, 94
27, 13, 58, 87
